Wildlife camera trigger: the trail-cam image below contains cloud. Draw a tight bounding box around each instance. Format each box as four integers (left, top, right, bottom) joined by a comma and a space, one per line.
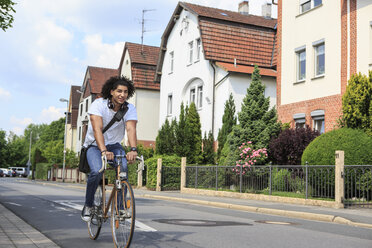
83, 34, 125, 68
39, 106, 65, 124
0, 88, 11, 100
9, 116, 33, 135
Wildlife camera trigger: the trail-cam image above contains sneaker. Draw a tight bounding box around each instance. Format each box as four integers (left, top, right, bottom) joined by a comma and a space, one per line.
81, 205, 92, 222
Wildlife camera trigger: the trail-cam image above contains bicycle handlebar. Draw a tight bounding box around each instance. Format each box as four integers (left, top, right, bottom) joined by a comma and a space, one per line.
99, 154, 144, 173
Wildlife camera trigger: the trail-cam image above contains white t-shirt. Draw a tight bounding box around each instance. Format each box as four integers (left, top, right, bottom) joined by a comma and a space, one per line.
83, 98, 137, 147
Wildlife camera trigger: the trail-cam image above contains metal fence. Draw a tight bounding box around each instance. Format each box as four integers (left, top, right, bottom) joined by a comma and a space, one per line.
344, 165, 372, 208
185, 164, 372, 207
161, 166, 181, 190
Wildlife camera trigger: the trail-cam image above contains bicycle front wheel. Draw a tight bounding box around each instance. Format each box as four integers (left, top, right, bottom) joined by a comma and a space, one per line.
88, 185, 103, 240
111, 180, 135, 248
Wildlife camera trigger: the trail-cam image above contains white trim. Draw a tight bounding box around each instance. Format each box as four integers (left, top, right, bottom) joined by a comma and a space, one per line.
312, 38, 325, 47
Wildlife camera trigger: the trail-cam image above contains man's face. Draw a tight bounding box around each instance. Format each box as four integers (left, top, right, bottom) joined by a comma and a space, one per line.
110, 85, 128, 105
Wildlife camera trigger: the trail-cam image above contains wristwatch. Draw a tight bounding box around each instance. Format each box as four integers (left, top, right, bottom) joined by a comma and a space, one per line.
130, 147, 137, 152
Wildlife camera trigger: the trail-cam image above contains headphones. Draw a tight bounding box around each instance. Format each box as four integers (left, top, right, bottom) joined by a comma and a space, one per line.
107, 98, 126, 110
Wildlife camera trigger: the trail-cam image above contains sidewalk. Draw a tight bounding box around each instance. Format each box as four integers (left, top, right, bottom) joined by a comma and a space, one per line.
0, 203, 60, 248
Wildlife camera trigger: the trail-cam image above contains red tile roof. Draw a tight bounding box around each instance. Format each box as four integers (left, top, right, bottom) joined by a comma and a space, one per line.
87, 66, 118, 95
216, 62, 277, 77
181, 2, 276, 29
118, 42, 160, 90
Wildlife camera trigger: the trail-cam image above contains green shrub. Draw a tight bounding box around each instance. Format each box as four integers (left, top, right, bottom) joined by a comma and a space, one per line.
271, 169, 304, 193
302, 128, 372, 165
145, 155, 181, 189
35, 163, 53, 180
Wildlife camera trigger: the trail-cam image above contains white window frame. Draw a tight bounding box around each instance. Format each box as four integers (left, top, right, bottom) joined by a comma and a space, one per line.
169, 51, 174, 73
295, 46, 306, 82
188, 41, 193, 64
167, 94, 173, 116
300, 0, 322, 14
190, 88, 196, 104
196, 38, 201, 61
313, 39, 325, 77
197, 85, 203, 109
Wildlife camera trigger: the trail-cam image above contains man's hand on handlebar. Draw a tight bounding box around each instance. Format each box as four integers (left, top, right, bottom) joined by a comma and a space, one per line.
126, 151, 138, 162
102, 151, 114, 161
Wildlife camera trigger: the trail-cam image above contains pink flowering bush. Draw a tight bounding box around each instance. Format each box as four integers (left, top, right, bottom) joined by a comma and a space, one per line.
233, 141, 268, 174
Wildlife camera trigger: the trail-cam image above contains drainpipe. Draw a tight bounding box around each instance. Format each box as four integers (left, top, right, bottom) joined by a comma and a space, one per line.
210, 61, 230, 138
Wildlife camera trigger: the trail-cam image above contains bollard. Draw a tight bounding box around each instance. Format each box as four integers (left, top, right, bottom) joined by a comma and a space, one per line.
156, 158, 162, 192
180, 157, 187, 191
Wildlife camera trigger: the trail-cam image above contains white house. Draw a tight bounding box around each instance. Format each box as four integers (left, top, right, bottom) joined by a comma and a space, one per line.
276, 0, 372, 133
65, 85, 80, 153
118, 42, 160, 148
156, 1, 278, 144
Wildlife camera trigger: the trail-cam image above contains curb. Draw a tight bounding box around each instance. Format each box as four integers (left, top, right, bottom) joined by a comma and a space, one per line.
140, 194, 372, 229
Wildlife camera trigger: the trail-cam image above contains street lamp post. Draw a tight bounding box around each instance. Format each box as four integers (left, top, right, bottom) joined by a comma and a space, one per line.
60, 98, 69, 183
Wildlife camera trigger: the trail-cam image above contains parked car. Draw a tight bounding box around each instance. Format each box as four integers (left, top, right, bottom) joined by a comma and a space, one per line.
0, 169, 3, 177
11, 169, 17, 177
15, 167, 27, 177
1, 168, 10, 177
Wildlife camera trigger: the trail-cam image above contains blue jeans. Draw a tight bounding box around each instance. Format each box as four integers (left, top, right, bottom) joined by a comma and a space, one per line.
84, 143, 127, 207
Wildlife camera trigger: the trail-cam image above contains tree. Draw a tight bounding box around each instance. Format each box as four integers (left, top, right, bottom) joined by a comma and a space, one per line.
185, 102, 202, 164
1, 0, 16, 31
217, 93, 237, 158
37, 118, 65, 150
224, 65, 281, 164
175, 102, 188, 157
0, 130, 7, 167
341, 71, 372, 135
155, 118, 176, 155
202, 131, 215, 164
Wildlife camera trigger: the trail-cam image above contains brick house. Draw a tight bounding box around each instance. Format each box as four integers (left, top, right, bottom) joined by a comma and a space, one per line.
276, 0, 372, 133
156, 1, 278, 141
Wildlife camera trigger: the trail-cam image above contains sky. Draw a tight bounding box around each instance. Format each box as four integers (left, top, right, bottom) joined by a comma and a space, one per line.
0, 0, 277, 137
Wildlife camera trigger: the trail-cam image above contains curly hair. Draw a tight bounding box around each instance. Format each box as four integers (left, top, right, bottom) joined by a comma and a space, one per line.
101, 76, 135, 99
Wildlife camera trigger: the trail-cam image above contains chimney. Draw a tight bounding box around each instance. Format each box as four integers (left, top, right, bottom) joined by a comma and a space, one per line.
262, 3, 272, 18
238, 1, 249, 15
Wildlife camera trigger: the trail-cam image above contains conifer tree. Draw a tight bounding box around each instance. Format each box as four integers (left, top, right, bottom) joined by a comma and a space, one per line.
217, 93, 237, 158
342, 71, 372, 135
185, 102, 202, 163
225, 65, 281, 164
175, 102, 188, 156
202, 131, 215, 164
155, 118, 176, 155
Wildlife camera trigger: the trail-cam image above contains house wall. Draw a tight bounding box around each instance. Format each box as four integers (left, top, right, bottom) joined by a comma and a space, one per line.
280, 1, 341, 105
357, 0, 372, 73
159, 9, 214, 135
120, 49, 132, 79
76, 95, 92, 152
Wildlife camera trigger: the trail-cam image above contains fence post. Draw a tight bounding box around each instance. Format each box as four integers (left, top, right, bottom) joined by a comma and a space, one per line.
180, 157, 187, 191
137, 164, 143, 188
156, 158, 162, 192
239, 164, 242, 193
305, 161, 308, 199
335, 151, 345, 208
215, 164, 218, 191
269, 162, 272, 195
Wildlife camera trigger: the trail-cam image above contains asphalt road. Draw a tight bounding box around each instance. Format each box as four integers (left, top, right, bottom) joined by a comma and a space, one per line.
1, 178, 372, 248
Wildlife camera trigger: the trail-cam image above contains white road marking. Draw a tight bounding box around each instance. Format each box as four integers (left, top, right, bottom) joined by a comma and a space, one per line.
53, 200, 157, 232
6, 202, 22, 206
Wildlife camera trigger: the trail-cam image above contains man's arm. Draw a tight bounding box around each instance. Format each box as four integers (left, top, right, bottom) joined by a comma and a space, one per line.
126, 120, 138, 161
90, 115, 114, 160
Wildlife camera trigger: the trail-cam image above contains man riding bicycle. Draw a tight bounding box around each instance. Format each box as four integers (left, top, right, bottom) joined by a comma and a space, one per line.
81, 76, 138, 222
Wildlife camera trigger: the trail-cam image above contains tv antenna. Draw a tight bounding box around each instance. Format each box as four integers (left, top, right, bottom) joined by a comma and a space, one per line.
141, 8, 156, 54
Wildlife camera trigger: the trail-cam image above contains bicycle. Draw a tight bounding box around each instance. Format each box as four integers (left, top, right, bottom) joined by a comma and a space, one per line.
87, 153, 144, 248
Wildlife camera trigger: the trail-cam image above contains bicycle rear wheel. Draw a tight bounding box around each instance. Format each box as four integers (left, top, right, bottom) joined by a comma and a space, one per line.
88, 185, 103, 240
111, 180, 135, 248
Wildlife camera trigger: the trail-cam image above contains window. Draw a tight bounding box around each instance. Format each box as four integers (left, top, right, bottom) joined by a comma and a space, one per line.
79, 126, 81, 140
80, 103, 83, 116
311, 110, 325, 133
85, 99, 88, 112
167, 94, 173, 115
293, 113, 306, 129
295, 47, 306, 81
300, 0, 322, 13
169, 51, 174, 73
313, 40, 325, 76
188, 41, 193, 64
197, 86, 203, 109
190, 88, 196, 104
196, 39, 201, 61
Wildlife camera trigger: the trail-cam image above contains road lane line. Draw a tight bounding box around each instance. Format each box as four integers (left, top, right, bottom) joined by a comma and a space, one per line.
53, 200, 157, 232
6, 202, 22, 206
